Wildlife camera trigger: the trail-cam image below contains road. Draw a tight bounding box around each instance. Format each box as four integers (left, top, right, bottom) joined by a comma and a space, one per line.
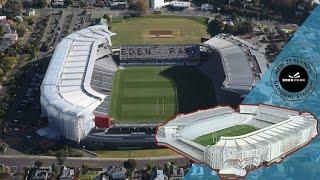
0, 154, 188, 177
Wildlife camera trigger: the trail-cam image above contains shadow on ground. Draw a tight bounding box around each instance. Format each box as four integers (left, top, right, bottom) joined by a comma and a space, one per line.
161, 66, 217, 114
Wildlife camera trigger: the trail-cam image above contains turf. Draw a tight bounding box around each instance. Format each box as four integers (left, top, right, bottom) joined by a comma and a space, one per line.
110, 66, 216, 123
194, 125, 258, 146
94, 148, 178, 158
110, 16, 208, 48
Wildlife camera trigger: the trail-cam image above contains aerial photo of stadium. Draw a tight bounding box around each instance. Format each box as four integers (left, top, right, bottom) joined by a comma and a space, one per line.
156, 104, 318, 177
40, 16, 268, 149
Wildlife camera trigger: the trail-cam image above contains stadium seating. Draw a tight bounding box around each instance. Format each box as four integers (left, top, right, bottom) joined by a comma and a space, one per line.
169, 107, 234, 126
201, 34, 262, 94
119, 45, 201, 65
90, 55, 118, 116
254, 113, 287, 124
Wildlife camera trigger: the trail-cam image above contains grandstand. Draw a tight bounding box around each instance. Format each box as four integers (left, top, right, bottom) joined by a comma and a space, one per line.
202, 34, 267, 94
40, 25, 117, 142
156, 104, 318, 176
119, 45, 201, 65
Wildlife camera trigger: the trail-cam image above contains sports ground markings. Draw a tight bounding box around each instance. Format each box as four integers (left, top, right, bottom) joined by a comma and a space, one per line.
110, 66, 217, 123
194, 125, 257, 146
110, 16, 208, 47
110, 66, 177, 123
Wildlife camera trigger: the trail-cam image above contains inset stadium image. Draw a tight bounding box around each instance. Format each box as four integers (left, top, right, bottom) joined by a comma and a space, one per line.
156, 104, 318, 177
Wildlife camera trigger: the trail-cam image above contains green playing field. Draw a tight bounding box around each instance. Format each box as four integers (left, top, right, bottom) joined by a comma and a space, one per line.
110, 15, 208, 48
194, 125, 258, 146
109, 66, 216, 123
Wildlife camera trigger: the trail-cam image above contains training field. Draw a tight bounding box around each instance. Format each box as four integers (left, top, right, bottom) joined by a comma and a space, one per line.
110, 66, 216, 123
194, 125, 257, 146
110, 15, 208, 47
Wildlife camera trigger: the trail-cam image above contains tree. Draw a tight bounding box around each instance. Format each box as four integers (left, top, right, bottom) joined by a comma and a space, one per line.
15, 25, 26, 37
123, 159, 137, 177
3, 56, 17, 69
132, 0, 148, 16
0, 26, 4, 36
81, 163, 89, 174
38, 0, 49, 8
123, 159, 137, 171
163, 163, 171, 177
51, 163, 60, 178
208, 18, 223, 36
103, 14, 112, 24
65, 0, 74, 6
24, 16, 36, 26
56, 151, 67, 165
34, 160, 43, 169
3, 0, 23, 18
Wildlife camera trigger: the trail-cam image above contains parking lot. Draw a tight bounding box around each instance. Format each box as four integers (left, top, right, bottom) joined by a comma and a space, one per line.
1, 58, 51, 154
42, 9, 93, 55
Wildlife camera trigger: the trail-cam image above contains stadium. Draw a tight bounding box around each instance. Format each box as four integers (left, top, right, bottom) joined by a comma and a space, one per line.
40, 24, 268, 147
156, 104, 318, 177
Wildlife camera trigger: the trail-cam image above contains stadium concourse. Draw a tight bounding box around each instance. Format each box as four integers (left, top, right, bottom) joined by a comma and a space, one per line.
40, 24, 268, 146
156, 104, 318, 176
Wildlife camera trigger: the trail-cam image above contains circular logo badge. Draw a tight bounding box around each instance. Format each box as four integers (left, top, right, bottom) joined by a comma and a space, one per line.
271, 56, 317, 101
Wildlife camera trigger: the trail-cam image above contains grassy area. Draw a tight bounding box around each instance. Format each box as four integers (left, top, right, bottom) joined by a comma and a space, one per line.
94, 148, 178, 158
110, 15, 208, 48
110, 66, 177, 123
194, 125, 258, 146
109, 66, 216, 123
80, 171, 100, 180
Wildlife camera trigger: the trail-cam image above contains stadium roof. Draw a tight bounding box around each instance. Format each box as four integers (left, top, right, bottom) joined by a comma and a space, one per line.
215, 115, 309, 148
156, 104, 315, 162
203, 34, 256, 93
41, 25, 115, 117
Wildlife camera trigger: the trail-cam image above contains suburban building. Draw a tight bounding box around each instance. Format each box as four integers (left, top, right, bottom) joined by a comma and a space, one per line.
0, 32, 18, 52
105, 166, 127, 179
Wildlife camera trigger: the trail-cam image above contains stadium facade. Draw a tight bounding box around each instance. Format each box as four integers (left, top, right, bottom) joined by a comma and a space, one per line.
156, 104, 318, 176
41, 24, 268, 143
40, 25, 117, 142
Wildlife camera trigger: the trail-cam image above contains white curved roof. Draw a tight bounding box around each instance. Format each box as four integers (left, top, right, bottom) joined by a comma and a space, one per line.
41, 25, 115, 117
214, 115, 312, 149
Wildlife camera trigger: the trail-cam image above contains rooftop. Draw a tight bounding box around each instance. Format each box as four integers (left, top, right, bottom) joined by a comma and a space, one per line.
41, 25, 115, 117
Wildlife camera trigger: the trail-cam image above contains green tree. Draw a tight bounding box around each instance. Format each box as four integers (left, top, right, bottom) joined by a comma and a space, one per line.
34, 160, 43, 169
24, 16, 36, 26
65, 0, 74, 6
38, 0, 49, 8
3, 0, 23, 18
132, 0, 148, 16
51, 163, 60, 177
81, 163, 89, 175
3, 56, 17, 68
0, 26, 4, 36
123, 159, 137, 173
208, 18, 224, 36
56, 151, 67, 165
103, 14, 112, 23
15, 25, 26, 37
